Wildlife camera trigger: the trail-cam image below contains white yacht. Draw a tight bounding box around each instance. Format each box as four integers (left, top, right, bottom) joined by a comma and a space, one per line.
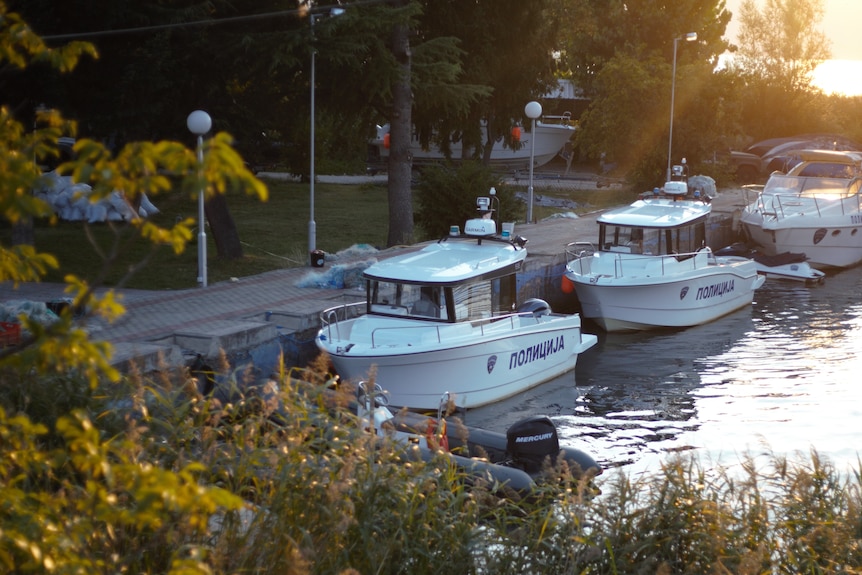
563, 165, 765, 332
316, 193, 597, 410
739, 149, 862, 270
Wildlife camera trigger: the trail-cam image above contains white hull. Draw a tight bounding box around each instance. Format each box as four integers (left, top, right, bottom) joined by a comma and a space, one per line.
740, 172, 862, 269
317, 313, 597, 410
567, 251, 765, 332
755, 261, 825, 283
740, 214, 862, 270
715, 243, 826, 284
370, 120, 575, 170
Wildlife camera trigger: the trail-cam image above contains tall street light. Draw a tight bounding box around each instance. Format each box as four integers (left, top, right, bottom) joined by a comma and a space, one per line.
187, 109, 212, 288
667, 32, 697, 182
524, 101, 542, 224
308, 4, 345, 267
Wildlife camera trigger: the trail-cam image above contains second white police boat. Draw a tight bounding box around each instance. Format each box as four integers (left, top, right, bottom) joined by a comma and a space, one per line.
563, 164, 766, 332
316, 192, 598, 410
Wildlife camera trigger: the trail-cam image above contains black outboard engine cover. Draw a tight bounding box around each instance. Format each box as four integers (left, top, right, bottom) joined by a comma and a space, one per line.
505, 416, 560, 473
516, 298, 552, 317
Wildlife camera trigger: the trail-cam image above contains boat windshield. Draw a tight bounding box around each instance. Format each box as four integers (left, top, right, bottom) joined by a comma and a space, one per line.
367, 276, 517, 322
368, 281, 448, 320
763, 174, 862, 199
599, 223, 705, 257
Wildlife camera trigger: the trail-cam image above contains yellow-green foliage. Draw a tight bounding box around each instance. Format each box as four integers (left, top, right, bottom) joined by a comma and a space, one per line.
0, 3, 266, 383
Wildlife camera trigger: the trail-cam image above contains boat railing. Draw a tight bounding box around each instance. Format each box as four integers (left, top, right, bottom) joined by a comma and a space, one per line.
540, 111, 573, 126
367, 311, 546, 349
319, 301, 367, 341
598, 249, 713, 279
564, 241, 596, 266
745, 175, 862, 218
763, 192, 861, 220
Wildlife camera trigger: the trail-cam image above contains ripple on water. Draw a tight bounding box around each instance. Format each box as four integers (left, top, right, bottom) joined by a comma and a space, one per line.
466, 266, 862, 474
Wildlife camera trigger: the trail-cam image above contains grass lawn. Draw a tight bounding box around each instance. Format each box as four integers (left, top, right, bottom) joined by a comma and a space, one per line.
11, 176, 633, 290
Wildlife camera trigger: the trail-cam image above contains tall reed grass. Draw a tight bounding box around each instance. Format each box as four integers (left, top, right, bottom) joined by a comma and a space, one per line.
1, 354, 859, 573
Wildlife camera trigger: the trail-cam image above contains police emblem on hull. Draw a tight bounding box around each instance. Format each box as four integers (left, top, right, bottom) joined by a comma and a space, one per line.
680, 286, 689, 300
487, 355, 497, 374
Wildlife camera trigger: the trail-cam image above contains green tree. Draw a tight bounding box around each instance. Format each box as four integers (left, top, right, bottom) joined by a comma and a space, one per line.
729, 0, 831, 140
412, 0, 558, 164
0, 1, 265, 374
557, 0, 732, 187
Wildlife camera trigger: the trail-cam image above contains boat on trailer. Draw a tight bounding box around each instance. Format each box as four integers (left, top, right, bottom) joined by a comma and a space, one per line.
316, 191, 597, 410
367, 113, 576, 172
562, 162, 766, 332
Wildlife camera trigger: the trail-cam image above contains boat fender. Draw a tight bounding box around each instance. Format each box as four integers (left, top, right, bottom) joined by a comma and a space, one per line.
561, 275, 575, 294
511, 126, 521, 142
425, 418, 449, 451
516, 298, 552, 317
383, 133, 390, 149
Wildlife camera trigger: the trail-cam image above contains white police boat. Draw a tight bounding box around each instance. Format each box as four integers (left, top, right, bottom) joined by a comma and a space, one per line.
562, 164, 766, 332
316, 192, 597, 410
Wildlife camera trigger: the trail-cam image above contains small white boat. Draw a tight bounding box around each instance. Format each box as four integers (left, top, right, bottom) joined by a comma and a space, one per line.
316, 192, 597, 410
739, 149, 862, 270
562, 164, 766, 332
714, 243, 825, 285
368, 113, 576, 171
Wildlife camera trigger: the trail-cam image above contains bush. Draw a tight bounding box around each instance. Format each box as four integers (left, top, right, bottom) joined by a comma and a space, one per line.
1, 354, 861, 574
413, 162, 524, 240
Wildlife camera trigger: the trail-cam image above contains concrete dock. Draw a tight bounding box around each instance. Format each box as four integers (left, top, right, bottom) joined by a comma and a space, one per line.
0, 185, 749, 377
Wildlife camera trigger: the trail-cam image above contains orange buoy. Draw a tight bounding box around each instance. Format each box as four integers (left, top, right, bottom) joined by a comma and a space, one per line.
561, 274, 575, 294
383, 133, 390, 149
511, 126, 521, 142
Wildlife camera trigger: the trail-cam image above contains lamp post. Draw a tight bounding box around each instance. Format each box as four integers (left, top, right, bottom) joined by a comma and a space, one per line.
308, 4, 345, 266
187, 110, 211, 288
667, 32, 697, 182
524, 100, 542, 224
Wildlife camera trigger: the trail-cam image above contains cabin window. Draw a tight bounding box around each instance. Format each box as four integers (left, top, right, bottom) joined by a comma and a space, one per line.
409, 285, 447, 319
663, 222, 705, 258
368, 280, 449, 320
494, 276, 517, 314
452, 282, 493, 321
599, 224, 705, 257
369, 280, 408, 315
600, 225, 644, 253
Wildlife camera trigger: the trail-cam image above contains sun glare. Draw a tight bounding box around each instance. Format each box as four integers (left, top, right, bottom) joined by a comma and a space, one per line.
811, 60, 862, 97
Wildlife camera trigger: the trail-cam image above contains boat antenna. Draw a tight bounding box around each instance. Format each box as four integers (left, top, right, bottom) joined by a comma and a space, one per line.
488, 187, 499, 219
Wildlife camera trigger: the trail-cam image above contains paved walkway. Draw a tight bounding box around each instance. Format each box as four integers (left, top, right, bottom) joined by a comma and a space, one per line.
1, 185, 746, 373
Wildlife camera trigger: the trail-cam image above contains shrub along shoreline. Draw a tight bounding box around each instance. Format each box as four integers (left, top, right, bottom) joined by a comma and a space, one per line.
2, 354, 860, 574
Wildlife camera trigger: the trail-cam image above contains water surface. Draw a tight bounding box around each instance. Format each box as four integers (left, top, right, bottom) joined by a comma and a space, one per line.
467, 267, 862, 476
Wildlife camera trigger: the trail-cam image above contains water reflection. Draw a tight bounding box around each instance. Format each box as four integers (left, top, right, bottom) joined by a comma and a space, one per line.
467, 267, 862, 474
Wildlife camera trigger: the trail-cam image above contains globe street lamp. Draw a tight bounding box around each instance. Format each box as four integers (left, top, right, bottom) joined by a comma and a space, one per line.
667, 32, 697, 182
308, 4, 345, 266
187, 109, 212, 288
524, 100, 542, 224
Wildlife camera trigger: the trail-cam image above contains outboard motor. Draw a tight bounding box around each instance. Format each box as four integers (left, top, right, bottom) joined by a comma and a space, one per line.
505, 416, 560, 474
516, 298, 552, 317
